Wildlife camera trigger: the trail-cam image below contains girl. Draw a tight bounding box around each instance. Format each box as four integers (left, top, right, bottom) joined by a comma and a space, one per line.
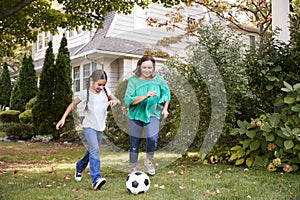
56, 70, 120, 190
124, 55, 171, 175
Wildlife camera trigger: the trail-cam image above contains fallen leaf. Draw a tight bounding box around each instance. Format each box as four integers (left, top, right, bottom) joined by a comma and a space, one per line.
216, 189, 221, 194
72, 188, 77, 192
215, 174, 221, 179
179, 186, 185, 189
64, 176, 70, 181
167, 170, 175, 174
159, 185, 165, 189
203, 189, 211, 197
180, 170, 186, 175
48, 166, 56, 174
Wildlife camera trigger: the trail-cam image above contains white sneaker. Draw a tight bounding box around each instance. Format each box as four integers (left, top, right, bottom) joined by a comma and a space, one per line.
93, 178, 106, 190
75, 171, 82, 182
144, 160, 155, 175
128, 167, 137, 175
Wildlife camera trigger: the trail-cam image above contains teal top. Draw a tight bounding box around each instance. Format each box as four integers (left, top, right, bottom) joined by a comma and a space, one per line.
124, 74, 171, 123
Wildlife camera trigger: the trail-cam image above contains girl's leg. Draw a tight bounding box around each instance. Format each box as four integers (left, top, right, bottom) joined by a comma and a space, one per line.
128, 119, 143, 168
83, 127, 103, 185
76, 150, 90, 173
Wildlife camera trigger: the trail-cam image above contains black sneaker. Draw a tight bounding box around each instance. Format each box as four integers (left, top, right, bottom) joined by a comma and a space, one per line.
75, 171, 82, 182
93, 178, 106, 190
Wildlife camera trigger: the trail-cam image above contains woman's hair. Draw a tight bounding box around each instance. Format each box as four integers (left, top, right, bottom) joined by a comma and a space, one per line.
133, 55, 156, 78
85, 69, 108, 111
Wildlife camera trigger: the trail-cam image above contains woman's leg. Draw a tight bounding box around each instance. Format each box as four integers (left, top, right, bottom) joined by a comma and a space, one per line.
128, 119, 143, 168
144, 117, 160, 159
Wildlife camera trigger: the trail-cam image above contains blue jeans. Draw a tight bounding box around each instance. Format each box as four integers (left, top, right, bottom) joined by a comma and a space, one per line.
128, 117, 160, 167
76, 128, 103, 185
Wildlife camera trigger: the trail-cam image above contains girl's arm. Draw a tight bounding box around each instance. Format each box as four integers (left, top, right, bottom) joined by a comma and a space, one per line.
108, 93, 121, 107
56, 98, 81, 130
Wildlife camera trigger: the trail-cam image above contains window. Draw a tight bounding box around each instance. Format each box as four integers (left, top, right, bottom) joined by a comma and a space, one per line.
73, 62, 100, 92
67, 27, 83, 38
37, 32, 51, 50
83, 63, 91, 90
73, 66, 80, 92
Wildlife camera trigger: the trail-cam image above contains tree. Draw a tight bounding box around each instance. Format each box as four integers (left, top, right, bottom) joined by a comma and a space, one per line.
10, 55, 37, 112
0, 62, 12, 108
0, 0, 188, 59
147, 0, 297, 46
32, 41, 56, 135
195, 0, 272, 37
52, 34, 73, 139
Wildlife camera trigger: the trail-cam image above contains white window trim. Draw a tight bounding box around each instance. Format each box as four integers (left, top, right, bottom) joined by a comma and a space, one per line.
72, 61, 103, 94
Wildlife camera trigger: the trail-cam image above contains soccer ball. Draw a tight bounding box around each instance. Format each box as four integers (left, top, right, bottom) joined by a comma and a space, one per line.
126, 171, 150, 194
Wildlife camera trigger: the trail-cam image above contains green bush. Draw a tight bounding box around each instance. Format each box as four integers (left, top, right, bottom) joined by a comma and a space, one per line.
25, 97, 36, 110
229, 82, 300, 173
5, 123, 34, 140
0, 110, 20, 123
19, 110, 32, 124
58, 119, 80, 141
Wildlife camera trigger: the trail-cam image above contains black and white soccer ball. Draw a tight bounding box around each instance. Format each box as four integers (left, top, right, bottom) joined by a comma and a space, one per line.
126, 171, 150, 194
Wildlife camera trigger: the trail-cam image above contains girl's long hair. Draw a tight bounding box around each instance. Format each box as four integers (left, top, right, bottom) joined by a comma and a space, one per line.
133, 55, 156, 78
85, 69, 108, 111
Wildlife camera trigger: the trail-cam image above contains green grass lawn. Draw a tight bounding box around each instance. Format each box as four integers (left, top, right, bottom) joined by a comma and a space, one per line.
0, 141, 300, 200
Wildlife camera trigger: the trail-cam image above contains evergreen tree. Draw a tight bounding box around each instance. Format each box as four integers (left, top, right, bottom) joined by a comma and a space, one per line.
10, 55, 38, 111
0, 62, 12, 108
32, 41, 56, 135
52, 35, 73, 139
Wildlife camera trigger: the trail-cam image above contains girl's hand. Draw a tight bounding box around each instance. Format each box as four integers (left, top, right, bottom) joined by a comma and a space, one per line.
161, 109, 169, 120
107, 99, 120, 108
56, 119, 65, 130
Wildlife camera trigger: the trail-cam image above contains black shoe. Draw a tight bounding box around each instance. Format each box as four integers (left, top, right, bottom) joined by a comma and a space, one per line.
93, 178, 106, 190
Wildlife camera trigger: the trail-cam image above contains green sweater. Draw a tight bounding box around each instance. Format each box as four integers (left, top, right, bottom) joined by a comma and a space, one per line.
124, 74, 170, 123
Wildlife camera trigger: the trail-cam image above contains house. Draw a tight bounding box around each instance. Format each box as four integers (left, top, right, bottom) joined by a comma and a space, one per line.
31, 2, 264, 97
31, 3, 206, 95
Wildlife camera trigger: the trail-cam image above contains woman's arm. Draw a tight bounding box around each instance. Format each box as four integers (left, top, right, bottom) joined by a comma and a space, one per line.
161, 101, 170, 119
130, 91, 156, 105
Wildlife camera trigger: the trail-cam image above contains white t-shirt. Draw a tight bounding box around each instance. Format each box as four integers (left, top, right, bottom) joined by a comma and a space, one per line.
79, 88, 111, 131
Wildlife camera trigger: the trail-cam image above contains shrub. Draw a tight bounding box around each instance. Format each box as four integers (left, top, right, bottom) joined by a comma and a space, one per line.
229, 82, 300, 172
58, 119, 80, 141
5, 123, 34, 140
25, 97, 36, 110
0, 110, 20, 123
19, 110, 32, 124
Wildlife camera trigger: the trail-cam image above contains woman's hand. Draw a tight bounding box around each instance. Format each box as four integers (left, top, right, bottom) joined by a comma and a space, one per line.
146, 91, 156, 98
161, 109, 169, 120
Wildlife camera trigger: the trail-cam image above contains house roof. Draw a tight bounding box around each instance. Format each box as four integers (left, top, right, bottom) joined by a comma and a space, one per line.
73, 12, 162, 57
34, 12, 163, 70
